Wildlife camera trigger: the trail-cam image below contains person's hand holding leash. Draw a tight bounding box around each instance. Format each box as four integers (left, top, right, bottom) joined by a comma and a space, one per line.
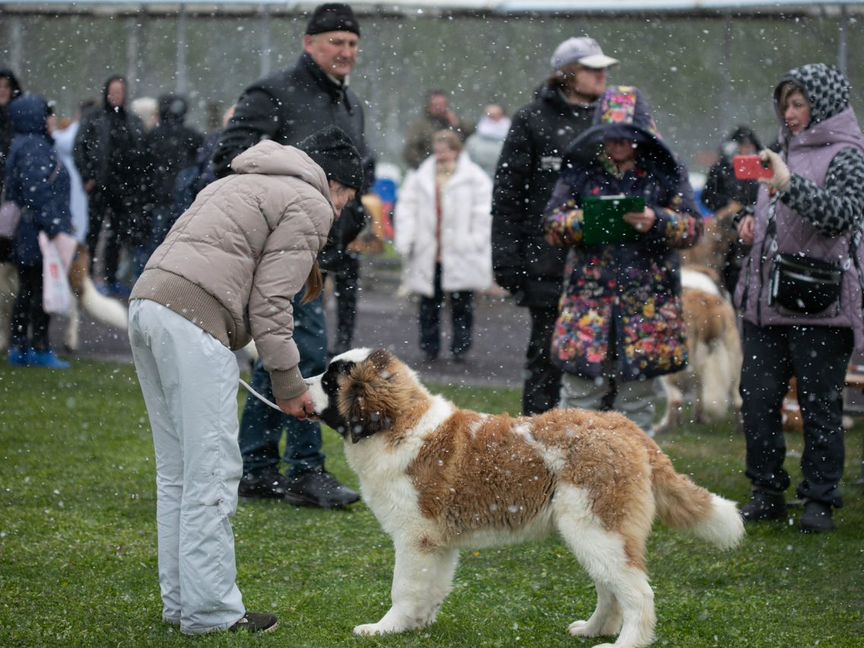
759, 149, 791, 193
278, 391, 317, 420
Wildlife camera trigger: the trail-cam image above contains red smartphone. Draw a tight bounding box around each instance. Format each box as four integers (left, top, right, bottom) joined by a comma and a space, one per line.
733, 155, 774, 180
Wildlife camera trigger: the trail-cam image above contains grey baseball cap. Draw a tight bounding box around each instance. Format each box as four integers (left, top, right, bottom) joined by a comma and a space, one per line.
551, 37, 619, 70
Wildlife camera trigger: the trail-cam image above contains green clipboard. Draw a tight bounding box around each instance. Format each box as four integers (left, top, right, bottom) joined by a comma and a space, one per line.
582, 195, 645, 245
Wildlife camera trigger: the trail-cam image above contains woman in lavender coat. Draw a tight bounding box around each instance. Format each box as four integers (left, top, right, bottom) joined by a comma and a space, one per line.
735, 64, 864, 532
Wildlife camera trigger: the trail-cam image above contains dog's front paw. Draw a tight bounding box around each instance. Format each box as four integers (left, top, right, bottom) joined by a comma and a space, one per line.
353, 622, 390, 636
569, 620, 594, 637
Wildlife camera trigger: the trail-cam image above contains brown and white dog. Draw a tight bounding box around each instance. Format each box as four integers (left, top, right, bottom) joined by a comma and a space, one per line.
306, 348, 745, 648
657, 266, 743, 432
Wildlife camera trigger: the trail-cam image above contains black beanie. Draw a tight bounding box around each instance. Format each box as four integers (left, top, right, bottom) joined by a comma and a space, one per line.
297, 125, 364, 190
305, 3, 360, 37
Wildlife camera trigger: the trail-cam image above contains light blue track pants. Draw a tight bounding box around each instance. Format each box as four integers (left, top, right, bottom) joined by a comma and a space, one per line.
129, 299, 245, 634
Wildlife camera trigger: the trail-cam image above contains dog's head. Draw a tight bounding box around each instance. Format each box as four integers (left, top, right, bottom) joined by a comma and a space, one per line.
306, 348, 421, 444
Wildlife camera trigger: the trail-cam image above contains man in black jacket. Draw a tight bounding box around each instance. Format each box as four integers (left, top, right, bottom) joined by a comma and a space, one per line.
215, 3, 368, 508
491, 37, 618, 415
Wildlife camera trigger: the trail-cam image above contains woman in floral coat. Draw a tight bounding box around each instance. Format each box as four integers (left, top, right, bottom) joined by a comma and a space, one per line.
543, 86, 701, 435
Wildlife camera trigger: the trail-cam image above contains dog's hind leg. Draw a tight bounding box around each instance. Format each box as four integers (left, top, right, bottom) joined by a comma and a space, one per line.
353, 543, 459, 637
555, 486, 655, 648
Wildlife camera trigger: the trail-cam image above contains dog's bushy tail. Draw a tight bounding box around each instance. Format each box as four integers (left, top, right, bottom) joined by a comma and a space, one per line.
81, 276, 128, 330
650, 448, 744, 550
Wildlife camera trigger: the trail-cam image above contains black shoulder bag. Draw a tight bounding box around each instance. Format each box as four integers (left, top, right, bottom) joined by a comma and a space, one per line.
765, 198, 844, 315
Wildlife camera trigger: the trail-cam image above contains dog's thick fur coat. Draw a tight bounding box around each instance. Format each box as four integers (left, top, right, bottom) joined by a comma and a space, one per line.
657, 266, 743, 432
307, 349, 744, 648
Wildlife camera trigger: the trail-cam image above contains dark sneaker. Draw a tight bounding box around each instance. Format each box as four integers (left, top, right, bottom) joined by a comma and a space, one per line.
229, 612, 278, 633
740, 490, 787, 522
238, 471, 293, 500
800, 500, 835, 533
284, 468, 360, 509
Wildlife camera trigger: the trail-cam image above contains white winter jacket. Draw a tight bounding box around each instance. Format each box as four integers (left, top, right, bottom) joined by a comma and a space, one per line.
395, 152, 493, 297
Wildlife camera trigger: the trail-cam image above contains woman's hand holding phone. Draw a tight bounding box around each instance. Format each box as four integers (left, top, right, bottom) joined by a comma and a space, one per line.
757, 149, 791, 193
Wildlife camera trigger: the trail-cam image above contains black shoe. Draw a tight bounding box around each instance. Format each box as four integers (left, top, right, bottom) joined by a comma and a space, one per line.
284, 468, 360, 509
740, 490, 787, 522
229, 612, 278, 633
238, 471, 293, 500
452, 353, 467, 364
423, 351, 438, 362
800, 500, 835, 533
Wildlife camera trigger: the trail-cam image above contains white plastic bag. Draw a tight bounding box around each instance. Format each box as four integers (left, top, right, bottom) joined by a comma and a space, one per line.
38, 232, 75, 315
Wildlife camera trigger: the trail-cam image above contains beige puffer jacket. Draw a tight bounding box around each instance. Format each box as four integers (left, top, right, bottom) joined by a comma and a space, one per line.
130, 140, 335, 400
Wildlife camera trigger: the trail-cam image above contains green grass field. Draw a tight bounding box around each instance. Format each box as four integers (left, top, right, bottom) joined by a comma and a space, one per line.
1, 360, 862, 648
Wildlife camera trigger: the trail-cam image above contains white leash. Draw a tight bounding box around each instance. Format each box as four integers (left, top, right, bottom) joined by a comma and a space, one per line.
238, 378, 283, 412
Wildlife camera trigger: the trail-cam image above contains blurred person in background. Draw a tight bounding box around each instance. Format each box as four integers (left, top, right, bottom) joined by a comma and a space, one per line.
465, 102, 510, 179
403, 89, 472, 169
0, 69, 23, 355
53, 98, 129, 353
5, 95, 74, 369
700, 125, 762, 294
143, 94, 203, 265
74, 75, 149, 299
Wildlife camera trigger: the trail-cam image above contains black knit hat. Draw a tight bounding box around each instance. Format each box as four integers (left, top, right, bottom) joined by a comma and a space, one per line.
297, 125, 364, 190
305, 3, 360, 37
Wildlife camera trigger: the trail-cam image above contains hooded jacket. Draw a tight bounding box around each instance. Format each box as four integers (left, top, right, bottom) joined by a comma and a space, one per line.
542, 86, 701, 381
4, 95, 73, 266
144, 95, 204, 207
734, 64, 864, 349
491, 81, 596, 308
130, 140, 335, 400
73, 75, 148, 194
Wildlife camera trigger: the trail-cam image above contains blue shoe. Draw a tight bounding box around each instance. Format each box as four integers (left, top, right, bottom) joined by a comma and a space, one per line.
28, 350, 70, 369
8, 346, 31, 367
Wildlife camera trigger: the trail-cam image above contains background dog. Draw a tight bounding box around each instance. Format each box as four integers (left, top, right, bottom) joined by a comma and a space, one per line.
657, 266, 742, 433
307, 348, 744, 648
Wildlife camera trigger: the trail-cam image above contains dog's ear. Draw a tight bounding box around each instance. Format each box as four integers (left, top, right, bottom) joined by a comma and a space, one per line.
341, 348, 398, 443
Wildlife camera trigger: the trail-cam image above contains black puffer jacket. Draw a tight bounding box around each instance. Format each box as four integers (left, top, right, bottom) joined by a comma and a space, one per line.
214, 53, 368, 178
213, 53, 371, 271
491, 81, 595, 308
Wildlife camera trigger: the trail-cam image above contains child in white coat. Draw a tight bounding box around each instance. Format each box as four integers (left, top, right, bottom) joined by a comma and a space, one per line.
395, 130, 492, 362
